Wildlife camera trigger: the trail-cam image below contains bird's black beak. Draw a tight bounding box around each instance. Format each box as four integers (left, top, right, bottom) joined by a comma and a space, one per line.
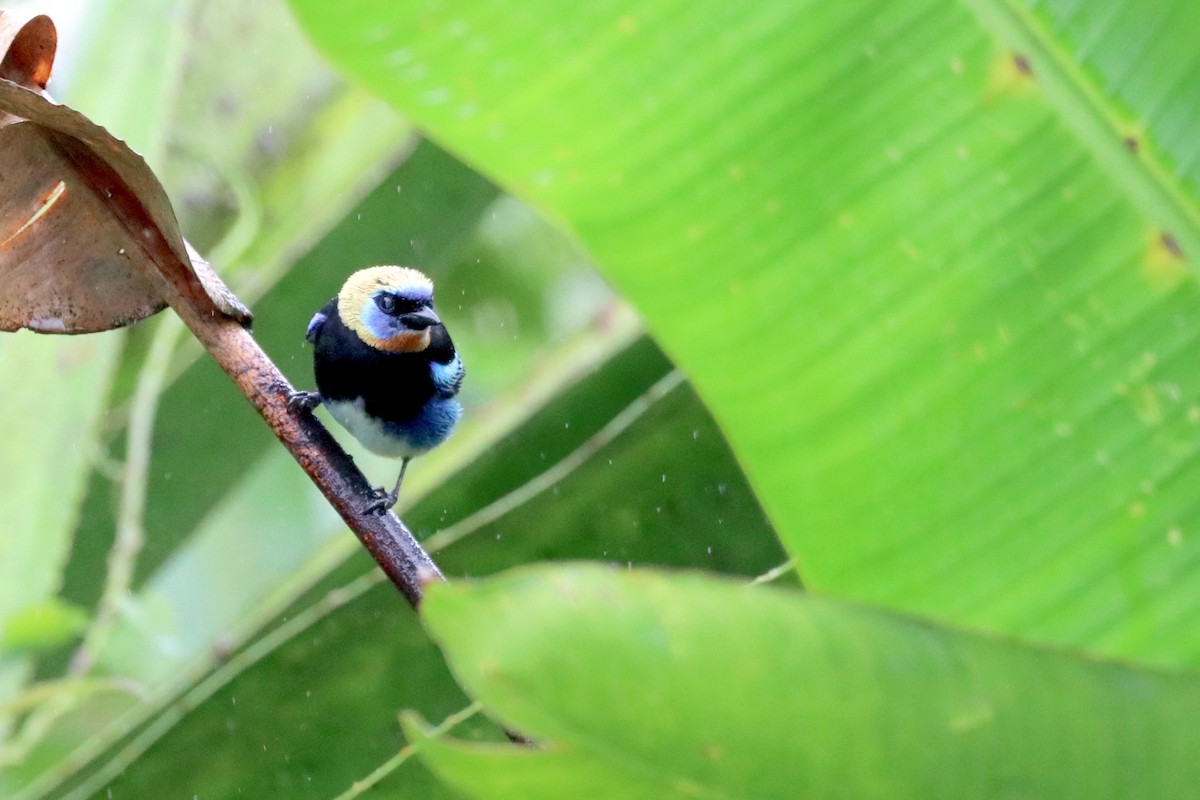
399, 307, 441, 330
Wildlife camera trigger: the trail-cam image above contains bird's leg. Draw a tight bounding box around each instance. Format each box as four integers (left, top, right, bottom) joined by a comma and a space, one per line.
365, 457, 410, 515
288, 390, 322, 413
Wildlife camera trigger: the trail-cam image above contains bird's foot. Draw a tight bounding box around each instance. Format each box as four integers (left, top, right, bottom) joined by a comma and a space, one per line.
288, 390, 322, 414
363, 485, 399, 516
364, 459, 409, 515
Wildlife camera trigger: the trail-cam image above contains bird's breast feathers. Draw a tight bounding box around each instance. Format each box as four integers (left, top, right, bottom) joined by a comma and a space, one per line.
325, 396, 461, 458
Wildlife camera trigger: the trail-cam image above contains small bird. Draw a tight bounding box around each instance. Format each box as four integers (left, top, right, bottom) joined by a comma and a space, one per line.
290, 266, 464, 514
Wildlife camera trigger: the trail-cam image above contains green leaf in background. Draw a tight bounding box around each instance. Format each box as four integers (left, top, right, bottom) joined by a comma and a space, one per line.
0, 336, 118, 630
409, 564, 1200, 800
0, 601, 88, 657
289, 0, 1200, 668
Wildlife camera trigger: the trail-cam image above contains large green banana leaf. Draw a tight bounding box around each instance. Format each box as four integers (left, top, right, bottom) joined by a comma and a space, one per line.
289, 0, 1200, 666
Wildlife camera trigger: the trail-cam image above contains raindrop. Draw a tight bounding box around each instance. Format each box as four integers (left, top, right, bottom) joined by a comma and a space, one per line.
422, 87, 450, 105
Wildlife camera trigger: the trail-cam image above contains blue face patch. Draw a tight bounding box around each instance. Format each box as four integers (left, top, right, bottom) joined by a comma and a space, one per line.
359, 300, 404, 341
360, 287, 436, 341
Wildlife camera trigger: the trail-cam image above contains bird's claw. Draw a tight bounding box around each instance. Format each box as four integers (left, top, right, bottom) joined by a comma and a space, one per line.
288, 390, 322, 414
363, 485, 399, 516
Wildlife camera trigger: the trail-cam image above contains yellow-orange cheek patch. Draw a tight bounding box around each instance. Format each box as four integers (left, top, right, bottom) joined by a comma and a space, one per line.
365, 329, 431, 353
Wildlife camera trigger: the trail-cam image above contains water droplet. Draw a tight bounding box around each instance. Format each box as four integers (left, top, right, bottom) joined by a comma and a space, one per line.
422, 87, 450, 105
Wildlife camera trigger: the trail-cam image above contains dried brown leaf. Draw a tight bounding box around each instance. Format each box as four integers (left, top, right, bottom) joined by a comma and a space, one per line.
0, 9, 250, 333
0, 10, 54, 90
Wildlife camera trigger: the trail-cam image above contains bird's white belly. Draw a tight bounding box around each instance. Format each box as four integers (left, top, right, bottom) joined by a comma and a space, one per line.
325, 398, 421, 458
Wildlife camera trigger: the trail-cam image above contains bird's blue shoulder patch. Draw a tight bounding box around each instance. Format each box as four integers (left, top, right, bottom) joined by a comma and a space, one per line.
431, 351, 465, 398
305, 311, 328, 344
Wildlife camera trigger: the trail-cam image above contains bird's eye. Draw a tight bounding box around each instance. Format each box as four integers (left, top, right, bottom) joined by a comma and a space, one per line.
375, 294, 397, 314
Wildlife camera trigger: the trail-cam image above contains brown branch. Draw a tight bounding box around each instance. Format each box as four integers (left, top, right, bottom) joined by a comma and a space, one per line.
165, 283, 444, 610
